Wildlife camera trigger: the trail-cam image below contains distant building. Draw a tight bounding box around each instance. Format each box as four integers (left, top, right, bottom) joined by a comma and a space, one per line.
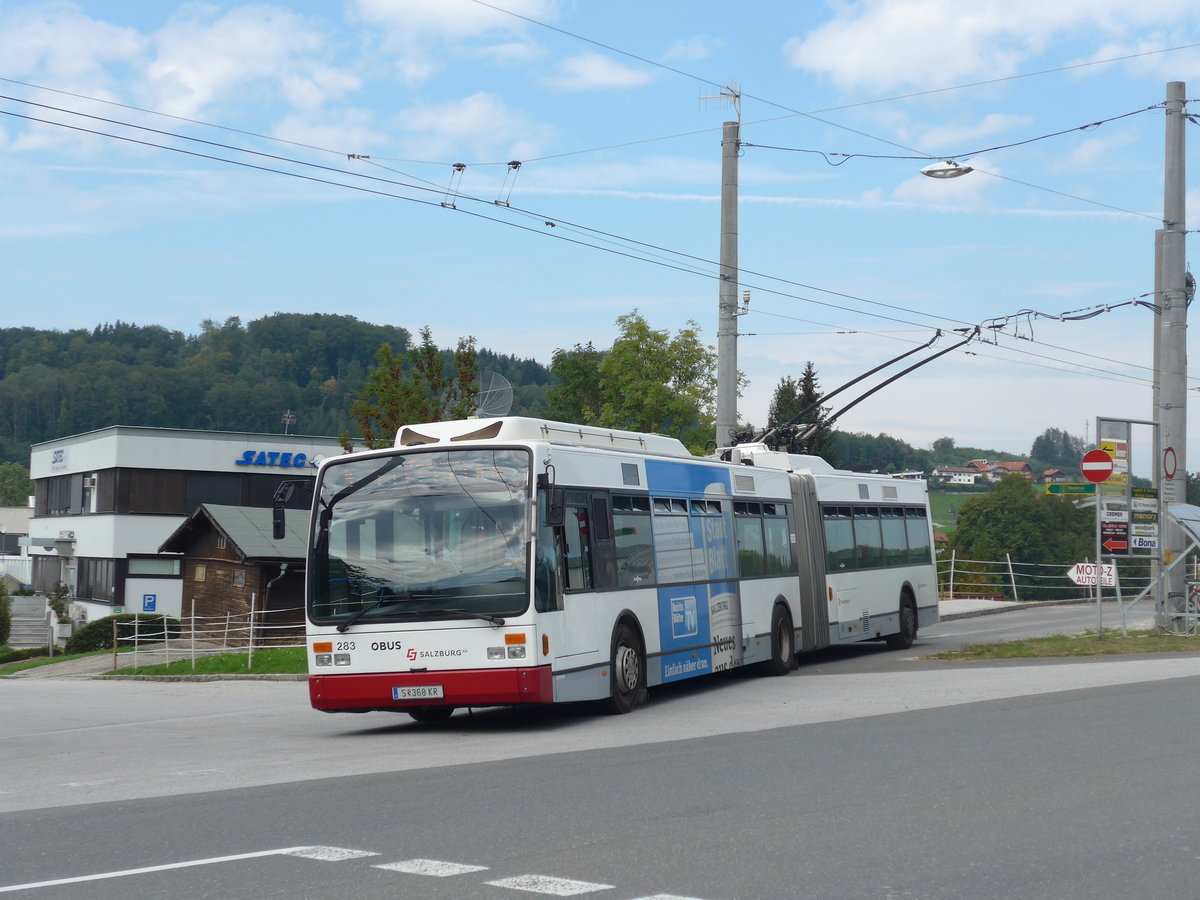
0, 503, 33, 587
23, 426, 348, 623
159, 504, 308, 640
1042, 469, 1070, 484
930, 465, 980, 486
992, 461, 1033, 480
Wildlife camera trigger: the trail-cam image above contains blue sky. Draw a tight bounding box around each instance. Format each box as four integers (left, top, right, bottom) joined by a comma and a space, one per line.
2, 0, 1199, 469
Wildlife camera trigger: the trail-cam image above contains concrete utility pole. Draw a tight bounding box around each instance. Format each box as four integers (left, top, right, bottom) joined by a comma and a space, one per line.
1159, 81, 1189, 610
715, 119, 740, 448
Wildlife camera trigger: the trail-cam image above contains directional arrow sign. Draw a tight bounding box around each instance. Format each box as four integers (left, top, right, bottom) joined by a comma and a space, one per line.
1101, 521, 1129, 554
1067, 562, 1115, 586
1080, 449, 1114, 484
1044, 482, 1096, 495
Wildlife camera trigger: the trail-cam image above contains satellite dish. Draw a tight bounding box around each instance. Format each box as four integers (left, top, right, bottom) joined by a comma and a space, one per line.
474, 371, 514, 418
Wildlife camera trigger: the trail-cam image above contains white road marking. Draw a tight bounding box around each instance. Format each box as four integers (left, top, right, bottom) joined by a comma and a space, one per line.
486, 874, 614, 895
284, 846, 380, 861
629, 895, 708, 900
375, 858, 490, 877
0, 846, 321, 893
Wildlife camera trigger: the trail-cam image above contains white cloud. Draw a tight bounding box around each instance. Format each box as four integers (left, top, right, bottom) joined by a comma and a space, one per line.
0, 2, 145, 86
351, 0, 558, 84
783, 0, 1200, 91
142, 6, 337, 117
918, 113, 1034, 155
352, 0, 558, 40
272, 110, 387, 156
1052, 131, 1139, 174
397, 92, 552, 160
547, 53, 654, 91
663, 35, 719, 63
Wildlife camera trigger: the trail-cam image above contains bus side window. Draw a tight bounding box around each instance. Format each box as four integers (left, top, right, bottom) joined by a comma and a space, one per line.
563, 501, 593, 591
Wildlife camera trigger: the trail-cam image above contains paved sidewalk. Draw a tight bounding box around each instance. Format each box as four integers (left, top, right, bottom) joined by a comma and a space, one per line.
938, 596, 1025, 620
7, 600, 1041, 679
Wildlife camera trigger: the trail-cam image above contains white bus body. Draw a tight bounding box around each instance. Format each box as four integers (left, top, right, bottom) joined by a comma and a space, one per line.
305, 418, 937, 716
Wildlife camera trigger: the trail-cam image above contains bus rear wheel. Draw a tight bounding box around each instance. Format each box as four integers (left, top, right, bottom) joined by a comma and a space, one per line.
606, 623, 645, 715
766, 604, 795, 675
408, 706, 455, 723
885, 593, 917, 650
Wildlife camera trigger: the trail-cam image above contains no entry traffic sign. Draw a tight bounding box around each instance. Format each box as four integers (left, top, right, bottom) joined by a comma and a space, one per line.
1080, 449, 1114, 484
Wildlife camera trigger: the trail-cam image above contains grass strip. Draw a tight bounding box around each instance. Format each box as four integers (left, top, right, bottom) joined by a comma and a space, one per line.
928, 629, 1200, 660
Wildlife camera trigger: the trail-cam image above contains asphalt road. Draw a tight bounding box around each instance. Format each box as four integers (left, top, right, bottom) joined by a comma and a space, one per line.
2, 604, 1197, 899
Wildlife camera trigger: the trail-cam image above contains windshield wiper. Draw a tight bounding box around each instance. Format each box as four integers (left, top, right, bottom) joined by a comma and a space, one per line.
337, 591, 406, 633
337, 596, 506, 632
396, 607, 506, 626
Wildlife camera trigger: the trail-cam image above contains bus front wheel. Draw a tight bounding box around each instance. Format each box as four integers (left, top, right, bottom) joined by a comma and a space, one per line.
408, 706, 455, 723
606, 623, 646, 714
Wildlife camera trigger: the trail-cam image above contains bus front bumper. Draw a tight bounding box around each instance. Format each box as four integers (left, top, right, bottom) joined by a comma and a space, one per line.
309, 665, 555, 712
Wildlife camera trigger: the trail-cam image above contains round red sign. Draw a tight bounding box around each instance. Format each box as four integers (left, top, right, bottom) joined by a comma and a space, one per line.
1080, 449, 1114, 484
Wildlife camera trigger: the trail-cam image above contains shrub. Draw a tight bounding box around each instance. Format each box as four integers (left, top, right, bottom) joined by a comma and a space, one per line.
65, 614, 182, 655
0, 594, 10, 646
0, 646, 49, 665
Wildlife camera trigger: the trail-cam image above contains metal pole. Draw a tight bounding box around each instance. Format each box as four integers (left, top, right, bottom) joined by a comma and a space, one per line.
715, 119, 740, 447
1005, 553, 1019, 603
248, 591, 257, 669
1160, 81, 1189, 615
1152, 230, 1165, 628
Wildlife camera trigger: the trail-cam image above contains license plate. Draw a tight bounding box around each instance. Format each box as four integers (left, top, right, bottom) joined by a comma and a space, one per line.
393, 685, 444, 700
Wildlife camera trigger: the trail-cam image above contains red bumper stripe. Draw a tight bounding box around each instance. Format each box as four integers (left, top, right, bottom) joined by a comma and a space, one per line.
309, 666, 555, 711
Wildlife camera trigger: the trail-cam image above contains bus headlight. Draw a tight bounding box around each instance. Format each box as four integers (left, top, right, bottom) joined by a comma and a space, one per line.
507, 645, 526, 659
315, 653, 333, 666
487, 646, 506, 660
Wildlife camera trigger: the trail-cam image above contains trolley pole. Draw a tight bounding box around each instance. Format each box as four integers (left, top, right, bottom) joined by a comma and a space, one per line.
715, 119, 740, 448
1159, 82, 1188, 618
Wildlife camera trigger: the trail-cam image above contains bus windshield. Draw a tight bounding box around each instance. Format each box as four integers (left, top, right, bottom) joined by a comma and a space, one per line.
308, 447, 532, 627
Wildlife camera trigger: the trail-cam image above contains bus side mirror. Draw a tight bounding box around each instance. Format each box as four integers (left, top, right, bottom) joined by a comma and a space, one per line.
545, 487, 565, 527
272, 481, 297, 540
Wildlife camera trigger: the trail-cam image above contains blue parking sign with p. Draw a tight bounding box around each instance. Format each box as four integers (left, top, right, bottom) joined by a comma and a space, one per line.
142, 594, 157, 612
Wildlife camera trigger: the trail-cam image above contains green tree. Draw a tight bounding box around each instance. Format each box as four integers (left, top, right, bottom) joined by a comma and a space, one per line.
950, 474, 1093, 599
546, 342, 605, 424
0, 462, 33, 506
766, 362, 836, 464
347, 327, 480, 449
593, 311, 716, 453
1030, 427, 1088, 471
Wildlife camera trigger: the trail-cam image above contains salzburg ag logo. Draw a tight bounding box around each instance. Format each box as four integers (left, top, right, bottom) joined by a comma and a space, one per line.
407, 648, 418, 661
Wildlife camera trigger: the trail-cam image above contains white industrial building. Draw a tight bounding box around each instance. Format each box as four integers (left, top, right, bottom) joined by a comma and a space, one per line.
24, 426, 345, 623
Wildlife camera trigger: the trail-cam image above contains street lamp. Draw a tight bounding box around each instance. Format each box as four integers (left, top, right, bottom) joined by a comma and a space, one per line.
921, 160, 973, 179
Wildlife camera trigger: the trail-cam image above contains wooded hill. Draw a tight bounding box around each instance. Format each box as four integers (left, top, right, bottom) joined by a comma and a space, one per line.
0, 314, 553, 465
0, 313, 1058, 474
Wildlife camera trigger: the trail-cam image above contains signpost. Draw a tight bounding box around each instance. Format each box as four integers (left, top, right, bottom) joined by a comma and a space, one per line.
1067, 562, 1115, 587
1080, 449, 1114, 483
1044, 482, 1096, 496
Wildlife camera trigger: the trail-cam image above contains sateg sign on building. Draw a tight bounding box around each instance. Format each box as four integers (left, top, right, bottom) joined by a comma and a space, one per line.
235, 449, 312, 468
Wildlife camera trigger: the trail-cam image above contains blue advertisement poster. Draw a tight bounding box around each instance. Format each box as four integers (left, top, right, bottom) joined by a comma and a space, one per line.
657, 584, 712, 683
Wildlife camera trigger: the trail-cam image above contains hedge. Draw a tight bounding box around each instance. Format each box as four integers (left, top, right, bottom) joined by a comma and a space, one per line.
0, 646, 49, 665
65, 614, 182, 655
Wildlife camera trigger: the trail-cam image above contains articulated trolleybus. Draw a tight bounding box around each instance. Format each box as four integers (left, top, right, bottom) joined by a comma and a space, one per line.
305, 417, 937, 719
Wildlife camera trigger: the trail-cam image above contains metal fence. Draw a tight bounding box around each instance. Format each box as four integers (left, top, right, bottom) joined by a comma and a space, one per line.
111, 604, 304, 671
